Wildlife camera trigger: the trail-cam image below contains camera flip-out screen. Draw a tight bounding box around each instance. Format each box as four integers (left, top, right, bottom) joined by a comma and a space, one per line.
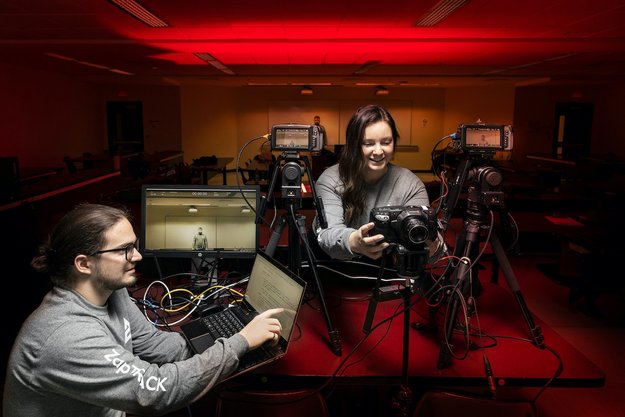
271, 124, 323, 152
460, 124, 512, 153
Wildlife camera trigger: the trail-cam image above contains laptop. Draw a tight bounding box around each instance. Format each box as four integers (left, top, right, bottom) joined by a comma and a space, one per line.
180, 249, 306, 379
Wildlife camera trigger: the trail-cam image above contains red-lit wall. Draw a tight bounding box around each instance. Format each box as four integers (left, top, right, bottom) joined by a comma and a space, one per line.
1, 60, 624, 173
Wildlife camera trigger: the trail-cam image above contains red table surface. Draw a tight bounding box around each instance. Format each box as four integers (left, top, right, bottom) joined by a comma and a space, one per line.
255, 277, 604, 388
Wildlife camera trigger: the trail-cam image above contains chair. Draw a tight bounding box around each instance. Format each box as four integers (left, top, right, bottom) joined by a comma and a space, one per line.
214, 388, 329, 417
127, 158, 150, 179
412, 391, 535, 417
174, 162, 200, 184
63, 156, 77, 173
81, 152, 94, 169
238, 164, 253, 184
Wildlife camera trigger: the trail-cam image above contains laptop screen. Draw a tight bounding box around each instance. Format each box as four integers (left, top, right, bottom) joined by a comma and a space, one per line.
245, 252, 306, 342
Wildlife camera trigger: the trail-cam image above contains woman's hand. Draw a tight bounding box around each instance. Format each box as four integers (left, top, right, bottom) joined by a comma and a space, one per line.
348, 222, 389, 260
238, 308, 284, 350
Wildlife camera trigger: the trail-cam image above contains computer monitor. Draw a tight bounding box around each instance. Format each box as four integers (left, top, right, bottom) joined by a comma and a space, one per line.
140, 184, 260, 260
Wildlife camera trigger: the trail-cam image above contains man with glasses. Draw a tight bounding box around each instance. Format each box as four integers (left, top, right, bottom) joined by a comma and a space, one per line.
3, 203, 283, 417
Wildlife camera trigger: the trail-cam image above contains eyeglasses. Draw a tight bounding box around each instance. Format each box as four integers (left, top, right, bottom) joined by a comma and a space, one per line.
90, 239, 140, 261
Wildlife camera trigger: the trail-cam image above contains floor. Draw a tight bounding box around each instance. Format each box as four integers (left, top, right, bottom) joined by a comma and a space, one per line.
500, 253, 625, 417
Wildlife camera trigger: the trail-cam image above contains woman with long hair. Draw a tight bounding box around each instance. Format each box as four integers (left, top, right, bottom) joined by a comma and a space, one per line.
312, 104, 429, 260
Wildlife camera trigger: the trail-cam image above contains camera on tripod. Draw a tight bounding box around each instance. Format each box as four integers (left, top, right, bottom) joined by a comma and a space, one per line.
454, 123, 513, 154
270, 124, 324, 152
370, 205, 438, 250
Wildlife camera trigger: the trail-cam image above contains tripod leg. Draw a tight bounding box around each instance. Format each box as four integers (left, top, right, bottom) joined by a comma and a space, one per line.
288, 213, 302, 273
437, 255, 473, 369
264, 215, 287, 258
419, 225, 468, 332
490, 233, 545, 348
294, 213, 342, 356
437, 222, 480, 369
390, 288, 415, 417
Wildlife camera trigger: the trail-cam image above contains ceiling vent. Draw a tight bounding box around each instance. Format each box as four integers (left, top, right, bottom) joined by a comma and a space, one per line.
415, 0, 468, 27
194, 53, 236, 75
107, 0, 169, 28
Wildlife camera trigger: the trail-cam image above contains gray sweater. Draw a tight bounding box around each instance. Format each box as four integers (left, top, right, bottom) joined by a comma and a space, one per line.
3, 287, 247, 417
313, 163, 430, 260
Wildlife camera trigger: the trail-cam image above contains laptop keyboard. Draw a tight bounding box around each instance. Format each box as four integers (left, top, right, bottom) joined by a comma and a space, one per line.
201, 309, 243, 339
199, 308, 284, 371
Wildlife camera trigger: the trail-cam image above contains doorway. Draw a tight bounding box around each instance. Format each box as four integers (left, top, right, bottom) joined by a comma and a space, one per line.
552, 102, 593, 159
107, 101, 144, 153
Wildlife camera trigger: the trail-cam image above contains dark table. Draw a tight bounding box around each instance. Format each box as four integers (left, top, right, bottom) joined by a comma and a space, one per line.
191, 157, 234, 185
0, 168, 121, 213
19, 166, 63, 183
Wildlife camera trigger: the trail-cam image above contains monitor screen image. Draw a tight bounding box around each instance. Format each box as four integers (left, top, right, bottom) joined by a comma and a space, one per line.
140, 184, 260, 259
462, 125, 504, 149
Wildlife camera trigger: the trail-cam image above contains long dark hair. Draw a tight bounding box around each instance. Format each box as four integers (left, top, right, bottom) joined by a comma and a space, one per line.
338, 105, 399, 224
31, 203, 131, 286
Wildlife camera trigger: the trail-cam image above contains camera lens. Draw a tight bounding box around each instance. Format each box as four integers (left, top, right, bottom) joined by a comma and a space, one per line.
404, 219, 429, 244
397, 209, 429, 245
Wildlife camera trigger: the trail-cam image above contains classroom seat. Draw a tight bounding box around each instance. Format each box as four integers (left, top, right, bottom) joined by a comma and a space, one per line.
412, 391, 535, 417
214, 388, 329, 417
63, 156, 77, 173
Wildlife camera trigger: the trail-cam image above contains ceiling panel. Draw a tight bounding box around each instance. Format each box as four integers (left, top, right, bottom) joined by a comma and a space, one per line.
0, 0, 623, 87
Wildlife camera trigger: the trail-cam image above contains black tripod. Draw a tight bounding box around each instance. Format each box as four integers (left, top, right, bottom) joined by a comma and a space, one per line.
363, 245, 428, 417
435, 155, 545, 370
258, 151, 342, 356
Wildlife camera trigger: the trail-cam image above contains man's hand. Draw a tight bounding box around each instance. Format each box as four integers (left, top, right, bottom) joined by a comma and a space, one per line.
238, 308, 284, 350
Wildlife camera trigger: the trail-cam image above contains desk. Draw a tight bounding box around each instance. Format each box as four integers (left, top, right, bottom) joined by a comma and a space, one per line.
66, 152, 115, 170
144, 150, 184, 177
124, 151, 184, 180
240, 263, 604, 389
0, 168, 121, 213
19, 166, 63, 183
526, 153, 577, 166
541, 211, 624, 307
191, 157, 233, 185
150, 150, 184, 164
66, 151, 140, 172
243, 159, 273, 185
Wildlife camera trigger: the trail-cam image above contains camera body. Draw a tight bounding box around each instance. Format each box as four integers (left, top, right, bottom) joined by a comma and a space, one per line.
270, 124, 324, 152
456, 124, 513, 154
370, 205, 437, 250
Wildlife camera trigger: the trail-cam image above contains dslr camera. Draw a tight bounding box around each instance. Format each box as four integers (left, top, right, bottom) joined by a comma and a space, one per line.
270, 123, 324, 152
370, 205, 437, 250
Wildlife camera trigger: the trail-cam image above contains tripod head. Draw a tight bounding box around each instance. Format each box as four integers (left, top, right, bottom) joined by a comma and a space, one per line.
280, 151, 307, 207
439, 152, 504, 229
387, 243, 429, 289
465, 164, 505, 222
256, 150, 327, 228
